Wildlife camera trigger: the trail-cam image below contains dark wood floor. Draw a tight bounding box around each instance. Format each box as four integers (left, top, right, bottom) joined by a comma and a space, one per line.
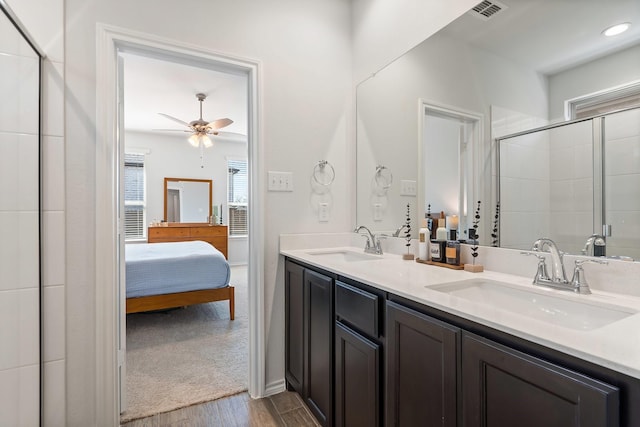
120, 391, 319, 427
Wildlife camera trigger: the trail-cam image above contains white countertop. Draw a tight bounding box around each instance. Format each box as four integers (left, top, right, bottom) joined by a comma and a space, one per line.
281, 244, 640, 380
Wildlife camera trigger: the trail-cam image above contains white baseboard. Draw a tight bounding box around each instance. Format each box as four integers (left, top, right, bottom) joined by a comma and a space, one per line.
264, 378, 286, 397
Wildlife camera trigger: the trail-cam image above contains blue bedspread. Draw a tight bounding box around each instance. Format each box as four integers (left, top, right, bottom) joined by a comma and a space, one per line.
125, 241, 230, 298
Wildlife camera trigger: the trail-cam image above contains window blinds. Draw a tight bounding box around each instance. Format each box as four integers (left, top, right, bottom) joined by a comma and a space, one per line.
124, 153, 145, 239
228, 159, 248, 236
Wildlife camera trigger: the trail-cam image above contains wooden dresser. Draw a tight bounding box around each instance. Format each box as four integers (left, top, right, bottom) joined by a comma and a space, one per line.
148, 223, 228, 259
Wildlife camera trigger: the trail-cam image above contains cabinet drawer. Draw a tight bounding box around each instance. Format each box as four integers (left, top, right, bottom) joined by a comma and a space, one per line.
148, 227, 189, 238
336, 281, 379, 338
191, 226, 227, 238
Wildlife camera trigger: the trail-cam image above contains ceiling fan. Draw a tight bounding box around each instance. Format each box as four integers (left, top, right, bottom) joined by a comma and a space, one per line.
157, 93, 233, 148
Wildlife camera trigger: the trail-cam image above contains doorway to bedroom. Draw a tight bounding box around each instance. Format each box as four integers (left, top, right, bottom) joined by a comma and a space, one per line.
117, 48, 251, 423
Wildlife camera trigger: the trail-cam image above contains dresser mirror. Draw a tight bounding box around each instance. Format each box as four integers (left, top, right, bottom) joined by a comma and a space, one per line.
164, 177, 212, 223
355, 0, 640, 260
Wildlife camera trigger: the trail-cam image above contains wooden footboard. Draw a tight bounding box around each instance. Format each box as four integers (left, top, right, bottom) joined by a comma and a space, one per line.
126, 286, 235, 320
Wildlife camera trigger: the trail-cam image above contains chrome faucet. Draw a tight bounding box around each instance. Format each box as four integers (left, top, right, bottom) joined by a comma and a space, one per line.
354, 225, 384, 255
392, 224, 409, 237
531, 238, 567, 283
581, 234, 606, 257
522, 238, 607, 294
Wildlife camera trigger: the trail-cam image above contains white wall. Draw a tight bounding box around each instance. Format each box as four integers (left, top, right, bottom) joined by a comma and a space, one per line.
548, 44, 640, 121
4, 0, 66, 426
126, 130, 249, 264
65, 0, 353, 423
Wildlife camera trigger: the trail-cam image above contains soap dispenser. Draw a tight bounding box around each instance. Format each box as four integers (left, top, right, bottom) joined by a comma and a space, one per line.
418, 219, 429, 261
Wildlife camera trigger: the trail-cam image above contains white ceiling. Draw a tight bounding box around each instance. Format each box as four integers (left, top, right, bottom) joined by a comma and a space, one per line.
122, 52, 248, 141
442, 0, 640, 75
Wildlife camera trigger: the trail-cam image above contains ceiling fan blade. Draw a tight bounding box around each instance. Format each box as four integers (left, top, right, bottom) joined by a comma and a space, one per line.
158, 113, 191, 127
206, 118, 234, 130
209, 131, 248, 141
152, 129, 192, 132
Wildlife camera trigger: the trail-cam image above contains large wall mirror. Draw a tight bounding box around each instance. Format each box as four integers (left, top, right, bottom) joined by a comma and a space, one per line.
356, 0, 640, 260
164, 177, 212, 223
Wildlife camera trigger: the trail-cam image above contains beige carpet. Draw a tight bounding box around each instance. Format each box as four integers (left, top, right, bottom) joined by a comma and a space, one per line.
121, 265, 249, 422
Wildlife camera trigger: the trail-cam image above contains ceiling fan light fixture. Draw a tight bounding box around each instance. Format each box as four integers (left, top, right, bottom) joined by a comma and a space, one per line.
188, 133, 200, 147
602, 22, 631, 37
202, 134, 213, 148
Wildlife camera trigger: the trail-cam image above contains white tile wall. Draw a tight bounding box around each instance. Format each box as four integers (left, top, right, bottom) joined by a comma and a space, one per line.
42, 211, 65, 287
494, 106, 550, 250
0, 289, 39, 370
43, 360, 66, 427
497, 107, 640, 260
0, 364, 39, 427
2, 0, 66, 424
548, 120, 593, 253
42, 136, 65, 211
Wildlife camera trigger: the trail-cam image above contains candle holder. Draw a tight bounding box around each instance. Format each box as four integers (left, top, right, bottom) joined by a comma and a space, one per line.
448, 214, 459, 240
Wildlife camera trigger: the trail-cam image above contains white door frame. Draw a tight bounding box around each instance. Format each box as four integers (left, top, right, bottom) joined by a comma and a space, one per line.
96, 24, 265, 424
418, 99, 484, 237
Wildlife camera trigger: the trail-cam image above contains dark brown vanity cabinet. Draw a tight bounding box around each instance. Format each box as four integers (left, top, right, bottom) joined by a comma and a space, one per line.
385, 301, 460, 427
335, 281, 384, 427
462, 333, 620, 427
284, 258, 635, 427
285, 260, 334, 426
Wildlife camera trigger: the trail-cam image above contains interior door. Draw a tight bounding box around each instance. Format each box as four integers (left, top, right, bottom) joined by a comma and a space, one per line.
117, 51, 127, 412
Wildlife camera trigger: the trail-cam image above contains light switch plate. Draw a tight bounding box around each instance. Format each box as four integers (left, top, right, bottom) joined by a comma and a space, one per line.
268, 171, 294, 191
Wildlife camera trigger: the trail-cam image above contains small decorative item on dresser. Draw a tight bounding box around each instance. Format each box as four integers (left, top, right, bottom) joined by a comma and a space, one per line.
464, 201, 484, 272
403, 203, 415, 260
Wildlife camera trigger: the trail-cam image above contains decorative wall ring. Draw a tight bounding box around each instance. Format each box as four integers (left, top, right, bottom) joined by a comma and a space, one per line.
313, 160, 335, 186
375, 165, 393, 189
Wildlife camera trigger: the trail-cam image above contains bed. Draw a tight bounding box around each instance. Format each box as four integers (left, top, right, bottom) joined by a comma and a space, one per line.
125, 240, 234, 319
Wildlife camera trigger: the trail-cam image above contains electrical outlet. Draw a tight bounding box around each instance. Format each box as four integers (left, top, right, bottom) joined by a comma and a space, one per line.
318, 202, 329, 222
400, 180, 417, 196
373, 203, 383, 221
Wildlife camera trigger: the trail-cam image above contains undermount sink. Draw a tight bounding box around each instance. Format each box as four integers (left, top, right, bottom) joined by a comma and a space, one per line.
305, 249, 381, 262
428, 279, 637, 331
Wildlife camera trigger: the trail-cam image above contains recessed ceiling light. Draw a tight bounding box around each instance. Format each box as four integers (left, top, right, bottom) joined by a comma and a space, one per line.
602, 22, 631, 37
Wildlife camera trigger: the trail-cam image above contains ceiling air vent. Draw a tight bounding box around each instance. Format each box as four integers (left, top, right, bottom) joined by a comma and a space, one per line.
468, 0, 508, 21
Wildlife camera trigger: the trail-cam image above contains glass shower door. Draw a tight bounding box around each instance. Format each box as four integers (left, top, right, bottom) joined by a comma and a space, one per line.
0, 5, 42, 426
603, 107, 640, 261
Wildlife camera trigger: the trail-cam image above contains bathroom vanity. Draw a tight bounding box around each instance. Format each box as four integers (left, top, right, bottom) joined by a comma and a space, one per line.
282, 242, 640, 427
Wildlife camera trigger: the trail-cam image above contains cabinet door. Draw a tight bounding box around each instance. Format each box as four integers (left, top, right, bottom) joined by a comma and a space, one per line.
386, 301, 460, 427
462, 333, 620, 427
335, 322, 380, 427
305, 268, 334, 426
285, 260, 305, 393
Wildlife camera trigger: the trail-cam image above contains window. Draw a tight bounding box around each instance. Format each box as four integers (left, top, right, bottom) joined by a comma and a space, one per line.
228, 159, 248, 236
566, 80, 640, 120
124, 153, 146, 240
